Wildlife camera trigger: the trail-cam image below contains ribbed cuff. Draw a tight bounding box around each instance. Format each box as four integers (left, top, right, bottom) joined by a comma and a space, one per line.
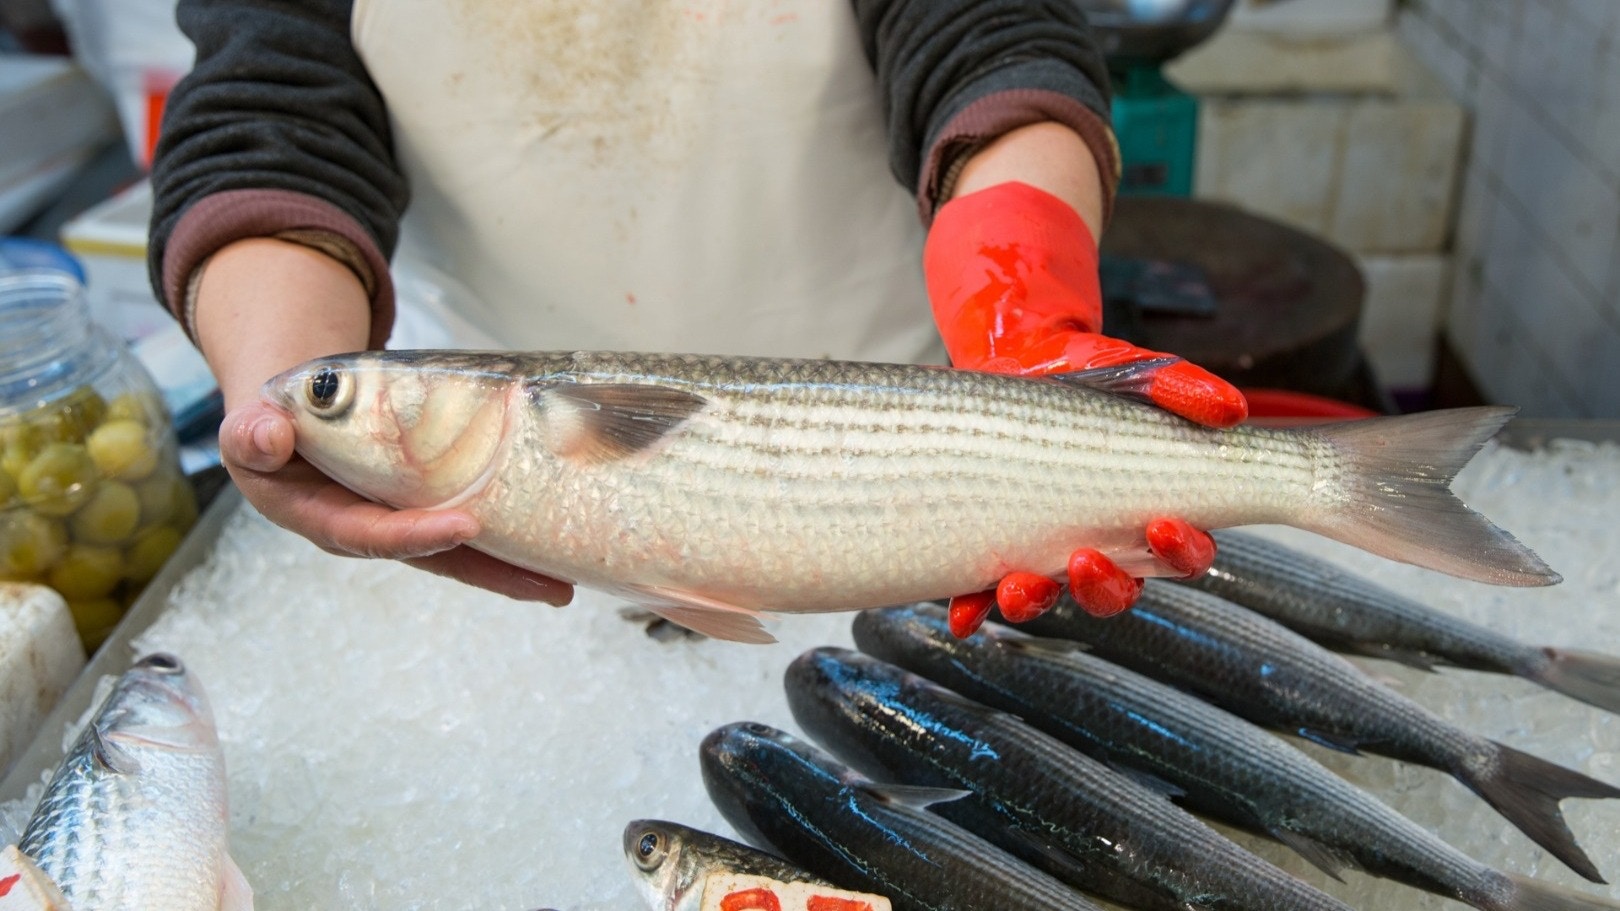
162, 189, 396, 349
918, 89, 1122, 227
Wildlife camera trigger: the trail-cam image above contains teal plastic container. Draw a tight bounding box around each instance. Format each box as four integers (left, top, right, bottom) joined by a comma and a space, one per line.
1110, 66, 1199, 198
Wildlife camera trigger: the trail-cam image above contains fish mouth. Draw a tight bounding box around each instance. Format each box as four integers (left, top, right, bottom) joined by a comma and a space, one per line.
261, 368, 300, 412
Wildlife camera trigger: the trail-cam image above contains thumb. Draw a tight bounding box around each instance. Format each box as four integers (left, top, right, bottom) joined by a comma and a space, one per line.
219, 401, 298, 473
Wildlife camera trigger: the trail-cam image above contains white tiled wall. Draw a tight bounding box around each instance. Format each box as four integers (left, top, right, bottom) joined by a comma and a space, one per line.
1399, 0, 1620, 417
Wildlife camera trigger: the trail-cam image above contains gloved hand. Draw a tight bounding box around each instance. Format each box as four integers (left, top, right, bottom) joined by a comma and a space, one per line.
924, 181, 1245, 636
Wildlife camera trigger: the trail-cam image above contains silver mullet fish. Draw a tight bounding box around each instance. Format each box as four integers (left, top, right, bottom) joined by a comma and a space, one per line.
17, 654, 252, 910
623, 818, 836, 911
267, 351, 1558, 642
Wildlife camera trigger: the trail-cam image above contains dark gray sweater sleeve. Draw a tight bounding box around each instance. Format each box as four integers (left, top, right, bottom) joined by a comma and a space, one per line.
851, 0, 1116, 221
147, 0, 405, 334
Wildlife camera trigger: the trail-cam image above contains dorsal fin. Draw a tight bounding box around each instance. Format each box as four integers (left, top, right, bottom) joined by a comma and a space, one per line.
1044, 357, 1181, 407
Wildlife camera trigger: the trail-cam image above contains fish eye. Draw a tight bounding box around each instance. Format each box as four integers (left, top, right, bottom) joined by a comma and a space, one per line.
136, 653, 183, 674
305, 366, 355, 419
634, 831, 665, 869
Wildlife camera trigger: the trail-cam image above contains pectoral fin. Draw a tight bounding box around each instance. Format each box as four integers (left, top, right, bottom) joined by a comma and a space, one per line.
863, 784, 972, 809
625, 586, 776, 644
218, 853, 256, 910
1270, 828, 1358, 881
529, 381, 707, 462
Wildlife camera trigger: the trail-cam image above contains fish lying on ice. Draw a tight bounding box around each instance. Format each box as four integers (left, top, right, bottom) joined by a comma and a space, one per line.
1021, 581, 1620, 884
266, 350, 1557, 643
1184, 530, 1620, 714
853, 604, 1620, 911
623, 818, 835, 911
16, 654, 252, 910
700, 722, 1103, 911
787, 646, 1358, 911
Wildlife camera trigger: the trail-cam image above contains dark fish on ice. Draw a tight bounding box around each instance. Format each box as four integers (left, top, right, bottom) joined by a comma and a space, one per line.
1020, 581, 1620, 884
1184, 530, 1620, 714
786, 646, 1360, 911
699, 721, 1103, 911
853, 604, 1620, 911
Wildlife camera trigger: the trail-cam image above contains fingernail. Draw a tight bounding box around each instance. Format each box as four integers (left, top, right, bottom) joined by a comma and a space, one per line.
250, 417, 277, 456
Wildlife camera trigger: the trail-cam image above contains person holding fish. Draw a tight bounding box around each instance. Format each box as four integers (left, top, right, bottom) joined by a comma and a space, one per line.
147, 1, 1248, 632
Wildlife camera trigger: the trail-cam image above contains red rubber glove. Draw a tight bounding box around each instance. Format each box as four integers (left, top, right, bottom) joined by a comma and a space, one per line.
925, 182, 1244, 635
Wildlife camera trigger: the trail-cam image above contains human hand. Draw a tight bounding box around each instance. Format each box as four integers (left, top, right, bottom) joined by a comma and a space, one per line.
924, 178, 1241, 634
194, 238, 573, 605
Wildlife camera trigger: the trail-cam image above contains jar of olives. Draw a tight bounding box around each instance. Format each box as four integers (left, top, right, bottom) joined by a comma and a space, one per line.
0, 270, 197, 651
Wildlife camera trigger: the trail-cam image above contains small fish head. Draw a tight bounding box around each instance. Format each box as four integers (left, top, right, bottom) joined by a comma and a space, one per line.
623, 819, 693, 910
97, 653, 218, 754
264, 352, 517, 509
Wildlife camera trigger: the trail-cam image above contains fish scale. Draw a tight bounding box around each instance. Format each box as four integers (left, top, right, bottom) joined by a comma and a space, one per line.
269, 350, 1556, 642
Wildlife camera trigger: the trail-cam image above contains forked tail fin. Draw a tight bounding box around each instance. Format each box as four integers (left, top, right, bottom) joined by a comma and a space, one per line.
1501, 873, 1620, 911
1531, 648, 1620, 716
1306, 407, 1560, 587
1464, 743, 1620, 884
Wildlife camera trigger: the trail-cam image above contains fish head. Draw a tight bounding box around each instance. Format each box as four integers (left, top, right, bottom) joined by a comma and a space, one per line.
264, 352, 517, 509
98, 653, 219, 754
623, 819, 696, 911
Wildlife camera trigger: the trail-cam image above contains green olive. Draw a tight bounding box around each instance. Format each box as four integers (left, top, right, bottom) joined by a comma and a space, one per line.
47, 543, 122, 600
0, 511, 68, 578
17, 443, 98, 516
105, 391, 161, 425
70, 481, 141, 545
31, 387, 108, 444
0, 422, 43, 479
126, 525, 182, 584
87, 419, 159, 481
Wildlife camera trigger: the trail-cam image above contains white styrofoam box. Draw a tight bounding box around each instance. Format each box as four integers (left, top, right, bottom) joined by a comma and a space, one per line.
1225, 0, 1392, 35
1182, 31, 1467, 255
0, 584, 86, 779
1355, 254, 1448, 392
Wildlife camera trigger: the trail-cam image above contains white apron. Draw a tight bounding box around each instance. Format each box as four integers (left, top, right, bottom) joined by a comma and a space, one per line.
352, 0, 943, 363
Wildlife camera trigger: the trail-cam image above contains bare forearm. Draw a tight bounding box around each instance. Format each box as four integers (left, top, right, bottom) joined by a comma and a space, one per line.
950, 121, 1105, 238
192, 238, 373, 412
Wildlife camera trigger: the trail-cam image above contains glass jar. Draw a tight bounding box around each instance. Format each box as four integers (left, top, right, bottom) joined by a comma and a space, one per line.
0, 270, 196, 651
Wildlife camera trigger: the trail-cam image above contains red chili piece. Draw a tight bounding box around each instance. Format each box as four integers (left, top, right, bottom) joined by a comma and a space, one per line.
995, 572, 1061, 623
721, 887, 783, 911
1066, 549, 1143, 617
807, 897, 876, 911
0, 873, 18, 897
1144, 517, 1217, 578
947, 590, 997, 638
